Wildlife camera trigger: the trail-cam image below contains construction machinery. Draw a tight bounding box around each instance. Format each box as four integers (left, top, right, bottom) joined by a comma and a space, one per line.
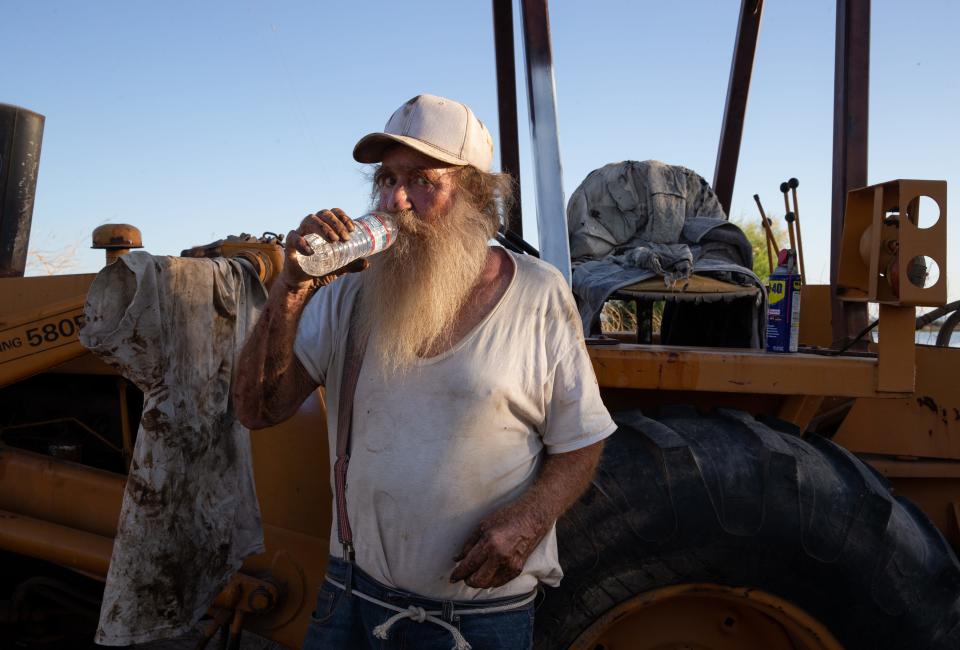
2, 1, 959, 648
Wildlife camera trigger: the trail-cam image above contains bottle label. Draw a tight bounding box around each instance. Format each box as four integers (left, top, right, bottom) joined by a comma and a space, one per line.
358, 213, 393, 254
766, 273, 802, 353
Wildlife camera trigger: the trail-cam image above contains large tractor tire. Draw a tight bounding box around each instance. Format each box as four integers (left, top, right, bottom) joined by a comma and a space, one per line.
536, 407, 960, 650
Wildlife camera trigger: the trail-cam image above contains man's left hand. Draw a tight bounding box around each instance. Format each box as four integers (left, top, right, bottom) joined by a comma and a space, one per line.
450, 502, 549, 589
449, 441, 605, 590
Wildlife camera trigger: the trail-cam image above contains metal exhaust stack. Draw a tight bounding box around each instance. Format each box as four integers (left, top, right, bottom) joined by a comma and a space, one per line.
0, 103, 45, 278
520, 0, 571, 284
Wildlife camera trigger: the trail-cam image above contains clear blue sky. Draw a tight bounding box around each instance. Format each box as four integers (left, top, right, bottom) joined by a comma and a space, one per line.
4, 1, 957, 297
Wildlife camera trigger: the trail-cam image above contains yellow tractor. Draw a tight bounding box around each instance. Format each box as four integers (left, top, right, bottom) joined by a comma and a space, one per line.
1, 1, 958, 649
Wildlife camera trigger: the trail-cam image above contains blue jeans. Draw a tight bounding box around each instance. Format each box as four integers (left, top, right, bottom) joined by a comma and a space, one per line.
303, 556, 535, 650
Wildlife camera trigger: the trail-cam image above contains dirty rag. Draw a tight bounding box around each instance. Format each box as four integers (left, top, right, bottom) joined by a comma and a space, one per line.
79, 253, 266, 646
621, 242, 694, 286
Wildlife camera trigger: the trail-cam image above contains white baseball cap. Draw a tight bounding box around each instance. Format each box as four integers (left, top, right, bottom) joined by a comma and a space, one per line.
353, 94, 494, 172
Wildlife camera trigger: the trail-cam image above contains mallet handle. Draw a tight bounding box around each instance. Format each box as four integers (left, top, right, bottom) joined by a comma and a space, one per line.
753, 194, 777, 271
790, 186, 807, 283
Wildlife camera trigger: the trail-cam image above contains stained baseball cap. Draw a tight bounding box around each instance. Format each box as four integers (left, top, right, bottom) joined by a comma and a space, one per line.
353, 94, 494, 172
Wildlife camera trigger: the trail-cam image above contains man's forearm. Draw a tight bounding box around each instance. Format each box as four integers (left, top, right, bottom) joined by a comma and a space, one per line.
233, 281, 317, 429
450, 440, 605, 587
513, 441, 605, 535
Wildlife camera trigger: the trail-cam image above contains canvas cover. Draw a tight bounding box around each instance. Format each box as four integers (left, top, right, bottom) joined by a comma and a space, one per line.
567, 160, 766, 346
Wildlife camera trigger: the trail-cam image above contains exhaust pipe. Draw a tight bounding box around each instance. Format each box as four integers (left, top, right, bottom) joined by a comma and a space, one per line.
0, 103, 45, 277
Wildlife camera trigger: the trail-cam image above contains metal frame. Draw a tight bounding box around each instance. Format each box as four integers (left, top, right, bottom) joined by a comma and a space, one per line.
519, 0, 571, 283
492, 0, 523, 236
831, 0, 871, 344
713, 0, 765, 217
494, 0, 877, 341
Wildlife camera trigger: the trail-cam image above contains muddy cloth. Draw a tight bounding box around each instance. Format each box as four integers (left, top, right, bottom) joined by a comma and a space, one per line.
567, 160, 766, 346
79, 252, 267, 646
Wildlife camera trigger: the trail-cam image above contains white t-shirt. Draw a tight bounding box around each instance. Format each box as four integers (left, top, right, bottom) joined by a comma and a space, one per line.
81, 254, 265, 645
294, 251, 616, 600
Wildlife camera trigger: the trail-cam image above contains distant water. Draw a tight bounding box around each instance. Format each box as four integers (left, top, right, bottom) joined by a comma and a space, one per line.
915, 330, 960, 347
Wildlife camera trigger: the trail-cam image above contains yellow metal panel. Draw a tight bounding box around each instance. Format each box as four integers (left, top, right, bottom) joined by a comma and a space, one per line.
0, 446, 125, 537
589, 345, 898, 398
0, 273, 96, 313
777, 395, 825, 431
798, 284, 833, 348
0, 296, 88, 388
877, 304, 916, 393
242, 523, 330, 648
835, 345, 960, 459
837, 180, 948, 307
249, 390, 331, 538
863, 466, 960, 551
867, 457, 960, 479
0, 510, 113, 577
896, 180, 947, 306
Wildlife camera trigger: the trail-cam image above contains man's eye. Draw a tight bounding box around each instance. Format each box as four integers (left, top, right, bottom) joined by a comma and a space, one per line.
380, 176, 396, 188
414, 175, 431, 188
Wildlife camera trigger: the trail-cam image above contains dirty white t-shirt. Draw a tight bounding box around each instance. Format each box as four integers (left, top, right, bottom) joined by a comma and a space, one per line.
294, 251, 616, 600
80, 254, 266, 645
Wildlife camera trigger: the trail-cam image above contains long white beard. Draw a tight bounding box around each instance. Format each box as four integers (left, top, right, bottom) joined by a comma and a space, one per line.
356, 198, 498, 375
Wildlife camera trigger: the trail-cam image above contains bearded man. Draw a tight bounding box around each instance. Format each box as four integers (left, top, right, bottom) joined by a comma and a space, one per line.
234, 94, 615, 650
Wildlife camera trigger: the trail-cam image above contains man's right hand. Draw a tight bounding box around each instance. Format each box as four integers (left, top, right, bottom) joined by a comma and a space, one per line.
282, 208, 369, 291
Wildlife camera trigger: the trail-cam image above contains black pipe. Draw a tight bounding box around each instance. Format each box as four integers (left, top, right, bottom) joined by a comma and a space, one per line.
492, 0, 523, 236
0, 103, 45, 277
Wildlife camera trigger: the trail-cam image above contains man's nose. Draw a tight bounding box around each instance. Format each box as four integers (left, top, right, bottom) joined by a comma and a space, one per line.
383, 184, 412, 213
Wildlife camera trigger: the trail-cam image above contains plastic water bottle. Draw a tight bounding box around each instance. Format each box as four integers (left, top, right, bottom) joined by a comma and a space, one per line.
294, 211, 398, 277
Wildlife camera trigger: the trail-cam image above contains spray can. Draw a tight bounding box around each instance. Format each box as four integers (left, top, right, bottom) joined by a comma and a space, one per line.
766, 250, 801, 353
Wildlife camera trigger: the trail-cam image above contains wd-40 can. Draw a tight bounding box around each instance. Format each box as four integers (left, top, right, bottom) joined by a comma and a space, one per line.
766, 252, 801, 353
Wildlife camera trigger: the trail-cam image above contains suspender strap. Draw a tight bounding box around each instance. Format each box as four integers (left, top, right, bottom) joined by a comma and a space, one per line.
334, 299, 368, 590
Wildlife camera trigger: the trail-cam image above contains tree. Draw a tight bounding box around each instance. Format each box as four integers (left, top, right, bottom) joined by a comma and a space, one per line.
732, 214, 787, 284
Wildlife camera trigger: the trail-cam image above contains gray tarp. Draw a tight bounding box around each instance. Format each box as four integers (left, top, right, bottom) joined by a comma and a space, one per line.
567, 160, 766, 346
80, 253, 266, 645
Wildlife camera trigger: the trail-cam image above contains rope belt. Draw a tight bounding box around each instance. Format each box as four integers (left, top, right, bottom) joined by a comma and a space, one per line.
324, 576, 536, 650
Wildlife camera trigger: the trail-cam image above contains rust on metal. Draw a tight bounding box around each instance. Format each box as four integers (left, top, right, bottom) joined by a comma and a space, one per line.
91, 224, 143, 250
92, 224, 144, 266
835, 346, 960, 460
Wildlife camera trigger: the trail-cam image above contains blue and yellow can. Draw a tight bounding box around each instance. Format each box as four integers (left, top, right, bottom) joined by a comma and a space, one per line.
766, 271, 801, 353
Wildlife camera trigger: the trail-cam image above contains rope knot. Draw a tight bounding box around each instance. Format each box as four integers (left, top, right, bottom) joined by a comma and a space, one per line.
371, 605, 432, 641
408, 605, 427, 623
